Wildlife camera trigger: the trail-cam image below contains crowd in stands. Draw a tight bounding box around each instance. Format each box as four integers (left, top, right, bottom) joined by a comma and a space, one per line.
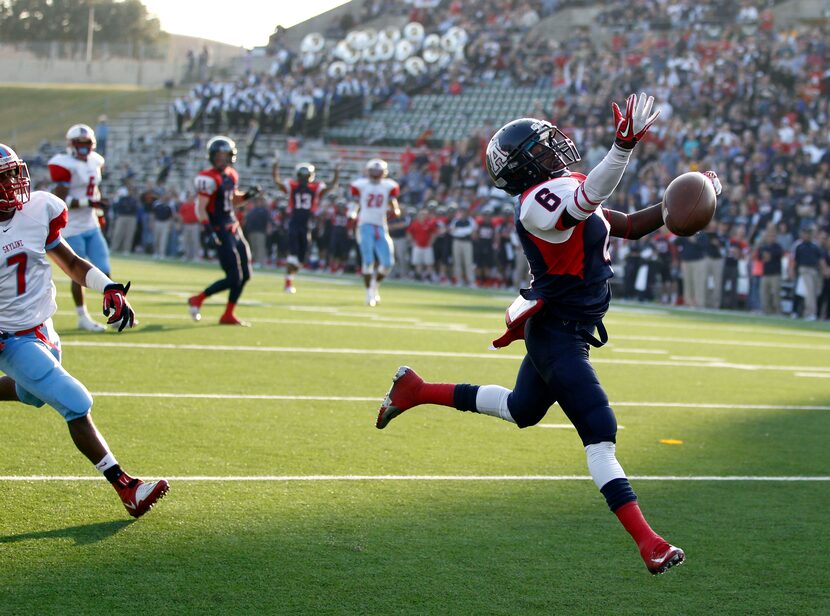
27, 0, 830, 319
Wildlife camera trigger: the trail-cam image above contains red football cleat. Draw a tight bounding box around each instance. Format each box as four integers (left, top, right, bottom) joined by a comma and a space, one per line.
376, 366, 424, 429
642, 540, 685, 575
187, 296, 202, 322
115, 476, 169, 518
219, 314, 250, 326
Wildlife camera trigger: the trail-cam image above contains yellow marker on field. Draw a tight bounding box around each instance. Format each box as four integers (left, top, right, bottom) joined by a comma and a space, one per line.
659, 439, 684, 445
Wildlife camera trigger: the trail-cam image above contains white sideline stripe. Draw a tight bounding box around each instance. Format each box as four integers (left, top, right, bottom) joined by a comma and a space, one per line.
538, 424, 625, 429
669, 355, 724, 362
92, 392, 378, 401
53, 311, 830, 349
0, 475, 827, 482
795, 372, 830, 378
611, 348, 668, 355
87, 393, 830, 411
63, 341, 830, 373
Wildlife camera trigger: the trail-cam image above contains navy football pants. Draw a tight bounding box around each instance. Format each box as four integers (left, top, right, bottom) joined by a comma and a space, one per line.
506, 315, 618, 446
205, 228, 252, 304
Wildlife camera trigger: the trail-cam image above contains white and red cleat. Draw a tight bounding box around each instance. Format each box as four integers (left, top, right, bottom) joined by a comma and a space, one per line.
219, 313, 250, 326
116, 476, 169, 518
284, 281, 296, 294
642, 540, 685, 575
187, 296, 202, 322
78, 314, 106, 332
376, 366, 424, 429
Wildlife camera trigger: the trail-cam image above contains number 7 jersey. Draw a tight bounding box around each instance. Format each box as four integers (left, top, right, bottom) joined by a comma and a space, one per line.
0, 191, 68, 332
515, 172, 614, 322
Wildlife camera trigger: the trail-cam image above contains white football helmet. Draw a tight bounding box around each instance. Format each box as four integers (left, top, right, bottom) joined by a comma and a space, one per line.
366, 158, 388, 179
0, 144, 31, 211
66, 124, 97, 159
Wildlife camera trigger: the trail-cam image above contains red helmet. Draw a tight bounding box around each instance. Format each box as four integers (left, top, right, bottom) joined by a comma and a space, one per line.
0, 144, 31, 211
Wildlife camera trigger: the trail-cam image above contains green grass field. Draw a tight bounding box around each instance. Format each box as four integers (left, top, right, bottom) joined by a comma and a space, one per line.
1, 258, 829, 615
0, 84, 166, 152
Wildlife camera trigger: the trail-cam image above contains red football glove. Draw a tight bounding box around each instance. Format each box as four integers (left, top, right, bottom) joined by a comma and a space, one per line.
612, 93, 660, 149
703, 170, 722, 196
103, 282, 135, 332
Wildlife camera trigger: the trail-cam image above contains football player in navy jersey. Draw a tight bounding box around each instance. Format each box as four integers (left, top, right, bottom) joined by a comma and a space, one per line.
188, 136, 261, 326
272, 156, 339, 293
375, 93, 722, 575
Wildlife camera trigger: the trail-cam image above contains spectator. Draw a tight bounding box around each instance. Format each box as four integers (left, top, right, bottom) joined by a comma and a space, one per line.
791, 226, 823, 320
449, 204, 477, 287
408, 207, 439, 281
178, 193, 201, 261
244, 197, 271, 267
151, 192, 177, 259
757, 225, 784, 315
110, 184, 139, 255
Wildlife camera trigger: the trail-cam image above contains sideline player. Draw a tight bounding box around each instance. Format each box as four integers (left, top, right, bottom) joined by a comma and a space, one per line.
0, 144, 168, 517
350, 159, 400, 306
376, 95, 722, 574
272, 157, 339, 293
188, 136, 261, 326
48, 124, 111, 332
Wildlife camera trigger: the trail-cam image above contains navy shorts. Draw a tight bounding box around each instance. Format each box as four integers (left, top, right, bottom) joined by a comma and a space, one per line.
506, 314, 617, 446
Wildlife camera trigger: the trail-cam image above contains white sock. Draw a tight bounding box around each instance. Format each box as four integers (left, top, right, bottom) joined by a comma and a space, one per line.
76, 306, 89, 317
94, 452, 119, 474
475, 385, 516, 423
585, 442, 627, 489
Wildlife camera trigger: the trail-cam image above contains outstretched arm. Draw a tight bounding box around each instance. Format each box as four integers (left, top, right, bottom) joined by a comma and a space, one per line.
48, 240, 135, 331
319, 164, 340, 199
560, 93, 660, 230
606, 203, 665, 239
272, 158, 288, 194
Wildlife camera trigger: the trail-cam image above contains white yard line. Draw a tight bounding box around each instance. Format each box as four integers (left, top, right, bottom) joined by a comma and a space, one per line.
538, 424, 625, 429
62, 341, 830, 373
0, 475, 827, 481
794, 372, 830, 379
87, 392, 830, 412
53, 310, 830, 350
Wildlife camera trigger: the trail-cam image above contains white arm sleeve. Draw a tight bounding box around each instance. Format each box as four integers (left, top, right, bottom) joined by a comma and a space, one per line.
567, 144, 632, 221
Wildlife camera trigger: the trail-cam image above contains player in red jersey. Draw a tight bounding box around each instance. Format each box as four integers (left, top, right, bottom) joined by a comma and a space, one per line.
376, 94, 721, 574
188, 136, 261, 325
272, 156, 338, 293
0, 143, 168, 517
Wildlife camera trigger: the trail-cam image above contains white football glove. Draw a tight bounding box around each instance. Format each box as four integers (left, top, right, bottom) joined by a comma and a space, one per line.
703, 170, 722, 196
613, 93, 660, 149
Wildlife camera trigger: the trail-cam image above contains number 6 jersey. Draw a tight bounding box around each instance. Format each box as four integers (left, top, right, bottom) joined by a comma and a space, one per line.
515, 171, 615, 322
0, 191, 68, 332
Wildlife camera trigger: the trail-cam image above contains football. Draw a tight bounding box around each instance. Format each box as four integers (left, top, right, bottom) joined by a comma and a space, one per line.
662, 172, 718, 236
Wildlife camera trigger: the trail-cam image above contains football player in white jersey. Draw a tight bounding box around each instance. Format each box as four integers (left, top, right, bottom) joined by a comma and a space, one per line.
0, 144, 168, 517
48, 124, 112, 332
350, 159, 400, 306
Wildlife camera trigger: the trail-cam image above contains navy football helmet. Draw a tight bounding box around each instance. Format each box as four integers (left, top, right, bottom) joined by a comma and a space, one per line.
486, 118, 580, 196
207, 136, 237, 169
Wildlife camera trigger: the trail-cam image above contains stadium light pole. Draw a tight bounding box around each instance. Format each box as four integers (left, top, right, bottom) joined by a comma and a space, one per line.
85, 4, 95, 74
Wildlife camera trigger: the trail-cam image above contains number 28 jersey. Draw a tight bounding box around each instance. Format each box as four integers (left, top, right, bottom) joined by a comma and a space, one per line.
47, 151, 104, 237
515, 172, 614, 322
0, 191, 68, 332
350, 178, 400, 227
